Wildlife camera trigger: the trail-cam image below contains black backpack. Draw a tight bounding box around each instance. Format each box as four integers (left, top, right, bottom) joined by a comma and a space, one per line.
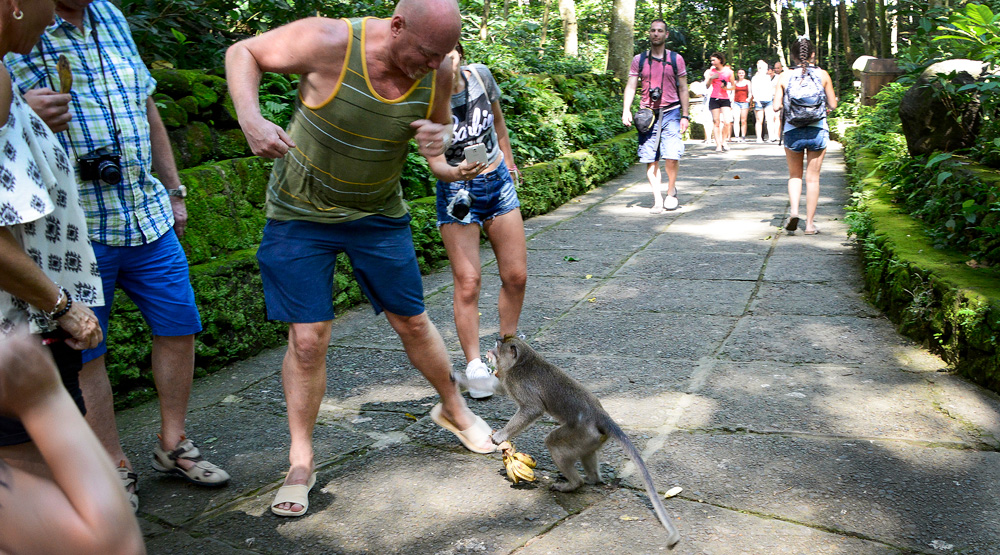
783, 68, 827, 127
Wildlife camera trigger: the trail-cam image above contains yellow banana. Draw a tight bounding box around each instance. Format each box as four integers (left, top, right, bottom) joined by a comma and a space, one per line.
506, 461, 520, 484
510, 459, 536, 482
512, 452, 537, 468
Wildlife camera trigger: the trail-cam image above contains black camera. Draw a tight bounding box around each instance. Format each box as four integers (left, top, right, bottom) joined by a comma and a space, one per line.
449, 188, 477, 220
650, 87, 663, 103
78, 147, 122, 185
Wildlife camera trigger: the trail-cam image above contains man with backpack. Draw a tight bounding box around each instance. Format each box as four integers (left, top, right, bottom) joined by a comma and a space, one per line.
621, 18, 690, 214
774, 36, 838, 236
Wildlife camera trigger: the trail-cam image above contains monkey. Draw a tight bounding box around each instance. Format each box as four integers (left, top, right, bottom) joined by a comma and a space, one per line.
485, 336, 681, 549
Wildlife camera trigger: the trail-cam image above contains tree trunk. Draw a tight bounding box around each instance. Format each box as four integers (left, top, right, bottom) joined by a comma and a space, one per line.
727, 3, 735, 65
606, 0, 635, 79
503, 0, 509, 20
891, 1, 899, 55
838, 0, 853, 63
480, 0, 490, 41
801, 2, 810, 40
770, 0, 786, 66
539, 0, 552, 51
878, 0, 891, 57
857, 0, 871, 55
866, 0, 879, 56
559, 0, 578, 57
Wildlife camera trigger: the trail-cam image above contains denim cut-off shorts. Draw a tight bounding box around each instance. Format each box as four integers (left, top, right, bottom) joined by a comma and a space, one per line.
755, 100, 772, 111
734, 101, 750, 110
783, 127, 829, 152
638, 107, 684, 163
436, 163, 521, 227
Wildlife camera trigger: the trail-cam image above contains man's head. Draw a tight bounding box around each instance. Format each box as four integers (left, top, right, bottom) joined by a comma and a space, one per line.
648, 19, 668, 47
756, 59, 767, 73
773, 61, 784, 74
389, 0, 461, 80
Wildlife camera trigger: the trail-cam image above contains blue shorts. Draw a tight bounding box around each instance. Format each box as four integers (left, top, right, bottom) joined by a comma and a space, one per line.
734, 101, 750, 110
783, 127, 829, 152
83, 231, 202, 364
436, 163, 521, 227
638, 107, 684, 163
755, 100, 772, 110
256, 215, 426, 322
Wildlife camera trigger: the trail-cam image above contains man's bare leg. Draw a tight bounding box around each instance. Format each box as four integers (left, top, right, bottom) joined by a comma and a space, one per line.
151, 335, 196, 461
79, 356, 128, 468
647, 162, 663, 209
274, 320, 333, 513
384, 310, 484, 439
663, 159, 679, 198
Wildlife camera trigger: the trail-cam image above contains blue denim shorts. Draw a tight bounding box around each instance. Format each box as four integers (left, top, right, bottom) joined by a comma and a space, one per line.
83, 230, 202, 364
755, 100, 772, 110
637, 107, 684, 163
734, 101, 750, 110
256, 215, 425, 321
783, 127, 829, 152
436, 163, 521, 227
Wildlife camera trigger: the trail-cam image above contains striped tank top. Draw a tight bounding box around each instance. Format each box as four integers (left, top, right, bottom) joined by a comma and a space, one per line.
266, 17, 437, 223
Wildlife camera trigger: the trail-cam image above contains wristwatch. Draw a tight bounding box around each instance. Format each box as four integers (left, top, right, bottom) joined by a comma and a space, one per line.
166, 185, 187, 199
680, 115, 690, 120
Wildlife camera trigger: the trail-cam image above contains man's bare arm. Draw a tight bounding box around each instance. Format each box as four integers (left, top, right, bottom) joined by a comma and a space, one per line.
225, 18, 348, 158
622, 74, 639, 126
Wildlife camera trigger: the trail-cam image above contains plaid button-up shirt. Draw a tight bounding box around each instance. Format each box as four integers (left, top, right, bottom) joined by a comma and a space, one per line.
5, 0, 172, 247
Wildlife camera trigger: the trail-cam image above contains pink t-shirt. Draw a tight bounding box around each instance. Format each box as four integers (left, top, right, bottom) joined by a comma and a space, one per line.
707, 67, 734, 99
629, 51, 687, 108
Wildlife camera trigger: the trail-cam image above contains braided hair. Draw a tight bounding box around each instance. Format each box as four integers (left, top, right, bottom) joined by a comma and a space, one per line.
791, 36, 815, 75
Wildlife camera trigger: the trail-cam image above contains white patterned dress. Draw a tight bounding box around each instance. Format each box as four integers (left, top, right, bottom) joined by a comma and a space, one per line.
0, 88, 104, 336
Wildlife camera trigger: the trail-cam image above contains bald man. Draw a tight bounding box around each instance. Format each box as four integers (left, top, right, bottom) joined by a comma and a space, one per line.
226, 0, 496, 517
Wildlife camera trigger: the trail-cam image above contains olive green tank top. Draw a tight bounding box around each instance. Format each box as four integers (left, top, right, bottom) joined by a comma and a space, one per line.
265, 17, 437, 223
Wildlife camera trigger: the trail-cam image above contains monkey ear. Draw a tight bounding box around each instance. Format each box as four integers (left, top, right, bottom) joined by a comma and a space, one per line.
509, 343, 518, 359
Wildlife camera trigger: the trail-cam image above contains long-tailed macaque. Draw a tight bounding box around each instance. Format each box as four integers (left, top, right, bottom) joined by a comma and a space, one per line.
486, 336, 681, 548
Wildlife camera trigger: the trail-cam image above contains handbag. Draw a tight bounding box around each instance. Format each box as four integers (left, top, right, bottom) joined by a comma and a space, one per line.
634, 107, 657, 134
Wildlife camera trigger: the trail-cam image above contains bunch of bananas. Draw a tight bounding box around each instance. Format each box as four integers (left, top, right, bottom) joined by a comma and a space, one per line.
500, 441, 537, 484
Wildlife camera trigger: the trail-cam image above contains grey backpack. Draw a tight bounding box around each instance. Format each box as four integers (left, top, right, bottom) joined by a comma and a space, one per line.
783, 68, 827, 127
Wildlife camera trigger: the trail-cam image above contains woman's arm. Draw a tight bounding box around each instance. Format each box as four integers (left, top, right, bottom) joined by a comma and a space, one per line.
821, 69, 838, 111
0, 333, 144, 554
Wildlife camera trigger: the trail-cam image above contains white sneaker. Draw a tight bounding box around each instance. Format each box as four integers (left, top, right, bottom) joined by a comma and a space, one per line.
465, 359, 497, 399
664, 195, 679, 210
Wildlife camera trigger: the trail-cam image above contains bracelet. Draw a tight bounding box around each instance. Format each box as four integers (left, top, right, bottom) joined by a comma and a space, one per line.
45, 286, 72, 320
680, 115, 690, 120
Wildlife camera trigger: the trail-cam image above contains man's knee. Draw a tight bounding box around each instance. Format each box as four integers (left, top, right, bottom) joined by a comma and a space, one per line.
388, 311, 434, 340
288, 324, 332, 365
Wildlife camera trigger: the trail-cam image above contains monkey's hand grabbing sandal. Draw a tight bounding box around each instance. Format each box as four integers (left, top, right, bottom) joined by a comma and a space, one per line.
430, 403, 496, 454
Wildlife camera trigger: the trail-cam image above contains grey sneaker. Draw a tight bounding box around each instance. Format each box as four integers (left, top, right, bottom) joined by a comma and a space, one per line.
466, 359, 498, 399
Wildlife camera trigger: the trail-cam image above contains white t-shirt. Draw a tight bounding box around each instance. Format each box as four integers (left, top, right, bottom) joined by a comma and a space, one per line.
0, 90, 104, 335
751, 73, 773, 103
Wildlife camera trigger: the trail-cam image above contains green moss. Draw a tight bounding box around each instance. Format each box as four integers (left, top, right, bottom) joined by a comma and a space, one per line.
849, 147, 1000, 392
191, 82, 219, 109
155, 96, 187, 128
176, 95, 200, 115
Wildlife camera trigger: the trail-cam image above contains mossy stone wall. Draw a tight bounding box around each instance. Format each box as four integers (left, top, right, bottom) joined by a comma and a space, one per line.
849, 148, 1000, 392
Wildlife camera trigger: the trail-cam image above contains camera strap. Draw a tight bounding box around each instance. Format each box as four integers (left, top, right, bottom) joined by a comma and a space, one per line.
38, 6, 123, 158
640, 49, 675, 109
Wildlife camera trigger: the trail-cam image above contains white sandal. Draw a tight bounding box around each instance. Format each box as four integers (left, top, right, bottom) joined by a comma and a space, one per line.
152, 436, 231, 487
271, 472, 317, 517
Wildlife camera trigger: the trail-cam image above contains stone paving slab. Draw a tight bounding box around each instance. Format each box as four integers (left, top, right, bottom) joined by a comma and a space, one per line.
617, 251, 765, 281
749, 281, 883, 317
517, 491, 901, 555
525, 229, 652, 251
589, 276, 757, 316
533, 309, 735, 360
645, 223, 774, 255
676, 361, 980, 445
184, 444, 579, 555
720, 315, 941, 368
640, 433, 1000, 554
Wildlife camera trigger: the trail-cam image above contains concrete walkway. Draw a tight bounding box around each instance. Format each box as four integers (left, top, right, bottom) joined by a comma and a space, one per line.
126, 141, 1000, 554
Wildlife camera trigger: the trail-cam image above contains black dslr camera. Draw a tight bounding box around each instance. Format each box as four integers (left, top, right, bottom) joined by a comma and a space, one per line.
649, 87, 663, 103
78, 146, 122, 185
449, 188, 476, 220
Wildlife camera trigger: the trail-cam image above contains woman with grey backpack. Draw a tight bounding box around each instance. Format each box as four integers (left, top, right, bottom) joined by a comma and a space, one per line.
774, 36, 838, 235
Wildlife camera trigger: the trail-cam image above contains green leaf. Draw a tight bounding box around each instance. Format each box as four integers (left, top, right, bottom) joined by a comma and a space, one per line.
170, 28, 187, 44
926, 153, 952, 168
936, 171, 952, 186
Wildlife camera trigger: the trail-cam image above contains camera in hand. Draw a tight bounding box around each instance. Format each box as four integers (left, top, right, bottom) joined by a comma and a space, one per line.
78, 146, 122, 185
649, 87, 662, 103
450, 188, 476, 220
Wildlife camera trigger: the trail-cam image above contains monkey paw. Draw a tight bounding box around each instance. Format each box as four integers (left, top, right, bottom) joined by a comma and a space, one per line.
550, 481, 582, 493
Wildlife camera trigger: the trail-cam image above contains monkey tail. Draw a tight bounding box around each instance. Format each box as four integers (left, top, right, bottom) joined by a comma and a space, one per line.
600, 415, 681, 549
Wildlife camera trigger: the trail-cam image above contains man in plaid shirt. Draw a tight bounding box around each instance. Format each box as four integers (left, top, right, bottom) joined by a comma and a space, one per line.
6, 0, 229, 511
